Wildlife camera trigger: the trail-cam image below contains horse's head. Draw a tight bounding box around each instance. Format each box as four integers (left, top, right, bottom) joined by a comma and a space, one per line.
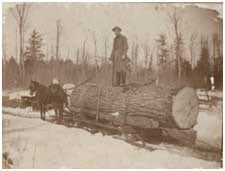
29, 80, 38, 96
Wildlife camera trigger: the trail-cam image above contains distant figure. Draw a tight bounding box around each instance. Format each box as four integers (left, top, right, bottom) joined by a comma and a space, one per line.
210, 76, 215, 91
52, 78, 59, 85
110, 26, 130, 86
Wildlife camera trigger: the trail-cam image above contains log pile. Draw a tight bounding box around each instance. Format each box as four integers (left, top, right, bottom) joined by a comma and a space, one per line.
69, 83, 199, 130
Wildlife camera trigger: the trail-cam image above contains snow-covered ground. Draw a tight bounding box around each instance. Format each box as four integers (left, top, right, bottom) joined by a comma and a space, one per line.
3, 107, 56, 119
194, 111, 222, 150
3, 89, 30, 100
2, 114, 221, 169
2, 88, 222, 168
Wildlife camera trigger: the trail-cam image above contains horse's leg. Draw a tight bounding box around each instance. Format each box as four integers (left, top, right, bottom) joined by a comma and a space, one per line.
43, 105, 46, 121
59, 103, 63, 123
53, 104, 59, 122
40, 103, 43, 119
55, 103, 63, 124
54, 107, 58, 120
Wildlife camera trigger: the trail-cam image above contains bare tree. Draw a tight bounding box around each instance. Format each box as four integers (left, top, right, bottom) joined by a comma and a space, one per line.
168, 8, 183, 80
76, 48, 80, 64
212, 33, 223, 89
3, 35, 7, 60
82, 40, 87, 64
46, 44, 49, 60
212, 33, 221, 59
104, 36, 109, 63
67, 48, 70, 59
11, 3, 31, 84
80, 34, 89, 79
92, 31, 99, 64
50, 43, 54, 57
189, 33, 197, 68
148, 53, 153, 71
15, 28, 18, 62
131, 41, 135, 63
141, 40, 149, 68
56, 19, 62, 60
3, 38, 8, 87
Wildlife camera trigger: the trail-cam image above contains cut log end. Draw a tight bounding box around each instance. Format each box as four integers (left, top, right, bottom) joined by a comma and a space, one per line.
172, 87, 199, 129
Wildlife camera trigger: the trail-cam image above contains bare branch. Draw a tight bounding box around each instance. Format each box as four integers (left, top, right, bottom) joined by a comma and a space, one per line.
21, 3, 26, 23
23, 3, 32, 25
10, 8, 19, 25
16, 4, 22, 18
168, 7, 183, 80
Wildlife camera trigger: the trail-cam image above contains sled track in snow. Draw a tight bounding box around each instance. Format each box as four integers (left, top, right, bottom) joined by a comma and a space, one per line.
3, 110, 41, 119
3, 109, 222, 163
3, 123, 45, 134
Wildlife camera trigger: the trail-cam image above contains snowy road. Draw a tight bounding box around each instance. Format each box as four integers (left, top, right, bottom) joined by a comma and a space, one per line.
3, 113, 221, 169
2, 88, 222, 168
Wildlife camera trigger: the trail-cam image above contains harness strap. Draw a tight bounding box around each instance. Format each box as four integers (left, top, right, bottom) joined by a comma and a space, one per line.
64, 65, 104, 92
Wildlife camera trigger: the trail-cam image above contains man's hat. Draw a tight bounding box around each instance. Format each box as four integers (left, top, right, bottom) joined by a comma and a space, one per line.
112, 26, 122, 32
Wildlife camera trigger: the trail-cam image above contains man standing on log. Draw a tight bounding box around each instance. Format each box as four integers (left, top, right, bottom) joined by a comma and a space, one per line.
110, 26, 129, 86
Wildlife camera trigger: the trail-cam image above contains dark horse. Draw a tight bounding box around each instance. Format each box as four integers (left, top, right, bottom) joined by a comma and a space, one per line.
29, 80, 67, 122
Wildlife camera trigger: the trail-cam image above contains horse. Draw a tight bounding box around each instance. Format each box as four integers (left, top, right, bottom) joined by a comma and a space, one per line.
29, 80, 67, 122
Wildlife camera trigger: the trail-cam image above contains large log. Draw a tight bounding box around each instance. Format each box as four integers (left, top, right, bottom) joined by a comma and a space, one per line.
69, 84, 198, 129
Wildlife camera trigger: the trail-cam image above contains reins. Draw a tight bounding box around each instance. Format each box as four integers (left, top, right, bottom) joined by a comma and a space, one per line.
63, 65, 105, 92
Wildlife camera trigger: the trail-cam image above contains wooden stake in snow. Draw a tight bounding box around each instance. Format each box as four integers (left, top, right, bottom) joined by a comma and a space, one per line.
69, 84, 199, 130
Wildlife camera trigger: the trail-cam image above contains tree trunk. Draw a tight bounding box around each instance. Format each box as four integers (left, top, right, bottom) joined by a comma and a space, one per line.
69, 84, 199, 129
19, 23, 25, 86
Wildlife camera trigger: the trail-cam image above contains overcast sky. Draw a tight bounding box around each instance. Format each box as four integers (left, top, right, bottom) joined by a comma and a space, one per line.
3, 2, 223, 65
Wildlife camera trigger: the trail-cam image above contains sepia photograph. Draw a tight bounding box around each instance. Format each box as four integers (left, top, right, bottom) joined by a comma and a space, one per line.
2, 1, 223, 169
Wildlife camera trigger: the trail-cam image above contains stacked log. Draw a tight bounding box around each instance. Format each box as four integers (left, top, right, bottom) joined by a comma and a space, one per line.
69, 83, 199, 130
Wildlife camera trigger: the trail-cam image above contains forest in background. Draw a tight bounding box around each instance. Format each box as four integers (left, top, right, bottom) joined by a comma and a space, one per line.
2, 3, 223, 90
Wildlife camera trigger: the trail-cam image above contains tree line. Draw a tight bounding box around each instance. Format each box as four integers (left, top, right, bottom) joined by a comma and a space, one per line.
3, 29, 222, 90
3, 4, 223, 90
